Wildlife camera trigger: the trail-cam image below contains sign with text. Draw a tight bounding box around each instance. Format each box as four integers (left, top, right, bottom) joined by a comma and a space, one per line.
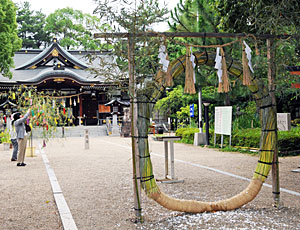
277, 113, 291, 131
99, 104, 111, 113
214, 106, 232, 135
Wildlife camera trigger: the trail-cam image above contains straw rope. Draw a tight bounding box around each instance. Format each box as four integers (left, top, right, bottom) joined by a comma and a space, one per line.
138, 50, 276, 213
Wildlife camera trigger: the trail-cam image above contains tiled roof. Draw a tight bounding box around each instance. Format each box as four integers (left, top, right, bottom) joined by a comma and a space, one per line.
0, 38, 115, 85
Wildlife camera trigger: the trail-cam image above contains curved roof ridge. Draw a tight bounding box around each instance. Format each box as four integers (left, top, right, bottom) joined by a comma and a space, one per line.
15, 38, 88, 70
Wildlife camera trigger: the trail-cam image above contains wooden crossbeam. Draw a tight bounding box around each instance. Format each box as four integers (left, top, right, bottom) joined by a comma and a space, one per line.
94, 32, 299, 40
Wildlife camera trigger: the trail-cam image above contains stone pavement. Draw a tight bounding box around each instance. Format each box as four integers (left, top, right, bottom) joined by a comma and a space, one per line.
1, 136, 300, 229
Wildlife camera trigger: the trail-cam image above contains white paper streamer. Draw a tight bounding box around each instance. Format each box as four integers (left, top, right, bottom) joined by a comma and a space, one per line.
190, 47, 196, 83
158, 45, 169, 72
214, 47, 223, 83
243, 41, 254, 73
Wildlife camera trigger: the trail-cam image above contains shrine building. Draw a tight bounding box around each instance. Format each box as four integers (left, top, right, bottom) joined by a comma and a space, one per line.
0, 38, 129, 126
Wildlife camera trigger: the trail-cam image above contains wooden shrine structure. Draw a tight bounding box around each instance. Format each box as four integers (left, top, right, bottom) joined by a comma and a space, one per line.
0, 38, 129, 126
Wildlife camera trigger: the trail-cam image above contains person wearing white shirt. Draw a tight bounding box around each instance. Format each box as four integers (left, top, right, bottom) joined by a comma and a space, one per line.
9, 113, 18, 161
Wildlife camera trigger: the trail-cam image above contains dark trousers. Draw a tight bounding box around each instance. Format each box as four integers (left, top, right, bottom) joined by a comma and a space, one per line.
11, 139, 18, 160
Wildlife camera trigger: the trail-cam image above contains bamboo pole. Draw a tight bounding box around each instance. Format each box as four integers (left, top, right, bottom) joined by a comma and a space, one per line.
267, 39, 280, 207
128, 36, 143, 222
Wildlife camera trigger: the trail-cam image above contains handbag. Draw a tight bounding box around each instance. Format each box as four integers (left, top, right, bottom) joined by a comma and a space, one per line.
25, 124, 31, 132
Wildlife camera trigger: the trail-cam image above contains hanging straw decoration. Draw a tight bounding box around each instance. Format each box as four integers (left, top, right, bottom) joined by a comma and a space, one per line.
70, 97, 72, 106
220, 47, 230, 93
155, 70, 164, 84
165, 56, 173, 87
184, 46, 196, 94
77, 96, 80, 104
242, 41, 254, 86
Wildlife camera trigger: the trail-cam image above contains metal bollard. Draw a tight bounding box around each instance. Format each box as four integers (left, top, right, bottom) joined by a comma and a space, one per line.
84, 129, 89, 149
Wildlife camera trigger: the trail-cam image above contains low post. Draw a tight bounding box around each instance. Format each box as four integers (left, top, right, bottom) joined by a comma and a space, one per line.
169, 141, 175, 179
203, 102, 210, 145
164, 140, 169, 179
157, 136, 184, 184
84, 129, 89, 149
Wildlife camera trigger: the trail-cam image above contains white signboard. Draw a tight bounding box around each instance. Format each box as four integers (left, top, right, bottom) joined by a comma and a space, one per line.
277, 113, 291, 131
214, 106, 232, 135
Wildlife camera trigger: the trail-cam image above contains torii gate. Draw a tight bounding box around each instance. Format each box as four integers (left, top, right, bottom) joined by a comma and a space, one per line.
94, 31, 292, 221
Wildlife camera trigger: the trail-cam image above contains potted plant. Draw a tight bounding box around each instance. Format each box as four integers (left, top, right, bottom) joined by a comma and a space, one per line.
0, 129, 11, 150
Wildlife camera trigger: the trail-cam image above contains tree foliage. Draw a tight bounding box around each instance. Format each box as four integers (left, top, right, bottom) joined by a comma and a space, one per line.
0, 0, 22, 78
16, 1, 50, 49
215, 0, 300, 110
215, 0, 300, 35
92, 0, 168, 91
45, 7, 104, 50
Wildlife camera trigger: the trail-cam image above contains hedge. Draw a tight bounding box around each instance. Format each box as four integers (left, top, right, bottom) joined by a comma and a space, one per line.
175, 128, 200, 144
175, 127, 300, 156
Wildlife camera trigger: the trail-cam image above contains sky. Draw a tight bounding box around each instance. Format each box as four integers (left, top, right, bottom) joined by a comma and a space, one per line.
13, 0, 180, 31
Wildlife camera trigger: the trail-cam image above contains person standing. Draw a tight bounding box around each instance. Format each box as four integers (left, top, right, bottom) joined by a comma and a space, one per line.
13, 109, 31, 167
9, 113, 18, 161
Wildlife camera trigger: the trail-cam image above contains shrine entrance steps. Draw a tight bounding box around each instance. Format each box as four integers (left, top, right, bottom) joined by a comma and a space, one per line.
32, 125, 108, 138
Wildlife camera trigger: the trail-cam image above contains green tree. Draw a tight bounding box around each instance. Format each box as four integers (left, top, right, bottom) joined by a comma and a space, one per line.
167, 0, 237, 106
215, 0, 300, 108
215, 0, 300, 35
154, 85, 194, 119
16, 1, 50, 49
0, 0, 22, 78
45, 8, 104, 50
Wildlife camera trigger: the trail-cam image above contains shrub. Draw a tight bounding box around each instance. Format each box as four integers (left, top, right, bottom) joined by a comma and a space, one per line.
176, 127, 300, 156
232, 127, 300, 156
176, 127, 200, 144
291, 118, 300, 127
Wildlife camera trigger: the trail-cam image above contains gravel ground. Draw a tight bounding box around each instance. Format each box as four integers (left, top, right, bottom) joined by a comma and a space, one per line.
1, 136, 300, 229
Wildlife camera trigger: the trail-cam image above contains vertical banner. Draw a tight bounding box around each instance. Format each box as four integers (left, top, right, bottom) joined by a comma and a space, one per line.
190, 104, 194, 118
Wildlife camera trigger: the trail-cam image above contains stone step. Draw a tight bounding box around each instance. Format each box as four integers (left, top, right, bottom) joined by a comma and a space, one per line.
31, 125, 108, 138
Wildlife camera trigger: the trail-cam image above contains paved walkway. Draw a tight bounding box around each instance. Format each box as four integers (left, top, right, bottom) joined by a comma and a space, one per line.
1, 136, 299, 229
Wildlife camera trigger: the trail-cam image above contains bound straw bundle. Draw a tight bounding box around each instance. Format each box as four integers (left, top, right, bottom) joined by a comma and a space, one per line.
165, 54, 173, 87
184, 46, 196, 94
155, 70, 164, 84
220, 47, 230, 93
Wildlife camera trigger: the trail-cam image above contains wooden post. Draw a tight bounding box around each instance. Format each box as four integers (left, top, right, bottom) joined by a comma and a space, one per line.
128, 36, 142, 222
267, 39, 280, 207
84, 129, 89, 149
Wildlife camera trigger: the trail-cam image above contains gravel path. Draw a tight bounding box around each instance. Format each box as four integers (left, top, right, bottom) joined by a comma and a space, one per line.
1, 136, 300, 229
